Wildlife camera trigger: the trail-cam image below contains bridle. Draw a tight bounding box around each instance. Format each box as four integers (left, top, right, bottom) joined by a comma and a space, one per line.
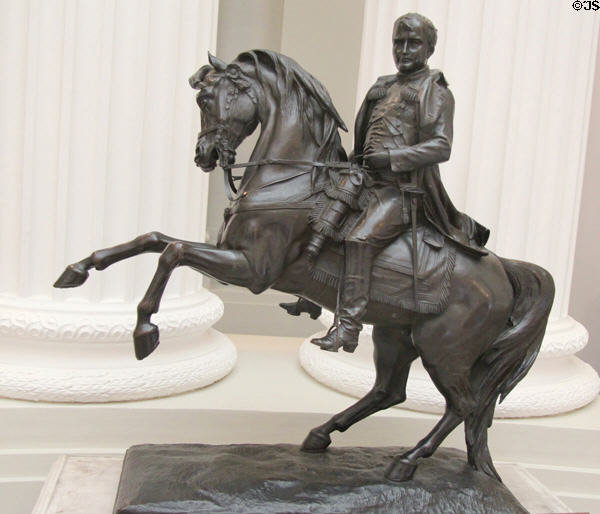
199, 79, 357, 202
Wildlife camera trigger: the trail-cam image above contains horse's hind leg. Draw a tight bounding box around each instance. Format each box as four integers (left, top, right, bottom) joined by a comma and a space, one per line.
54, 231, 178, 288
385, 406, 462, 481
384, 353, 471, 482
301, 325, 418, 452
384, 354, 476, 482
385, 298, 506, 482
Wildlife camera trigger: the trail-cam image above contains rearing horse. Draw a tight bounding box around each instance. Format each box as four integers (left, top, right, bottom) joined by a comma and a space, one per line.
55, 50, 554, 482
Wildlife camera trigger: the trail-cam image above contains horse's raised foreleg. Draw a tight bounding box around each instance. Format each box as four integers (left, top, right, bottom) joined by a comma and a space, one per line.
301, 326, 418, 452
54, 231, 178, 288
133, 241, 257, 359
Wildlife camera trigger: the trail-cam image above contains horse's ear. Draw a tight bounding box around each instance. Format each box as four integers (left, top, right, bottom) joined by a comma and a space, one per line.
208, 52, 227, 71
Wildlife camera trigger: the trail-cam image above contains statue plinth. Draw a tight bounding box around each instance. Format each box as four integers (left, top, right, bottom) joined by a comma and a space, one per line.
113, 444, 527, 514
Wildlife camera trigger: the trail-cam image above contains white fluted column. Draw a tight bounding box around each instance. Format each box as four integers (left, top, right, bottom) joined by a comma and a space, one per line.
0, 0, 237, 402
300, 0, 600, 417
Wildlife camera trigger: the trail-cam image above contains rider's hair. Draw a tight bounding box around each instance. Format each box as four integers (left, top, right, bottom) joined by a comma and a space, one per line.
393, 13, 437, 55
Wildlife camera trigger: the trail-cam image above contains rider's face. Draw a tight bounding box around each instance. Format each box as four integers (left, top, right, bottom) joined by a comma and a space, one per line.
393, 25, 431, 74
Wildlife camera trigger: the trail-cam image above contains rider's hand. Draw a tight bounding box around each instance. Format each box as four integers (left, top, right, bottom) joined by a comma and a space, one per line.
364, 151, 390, 169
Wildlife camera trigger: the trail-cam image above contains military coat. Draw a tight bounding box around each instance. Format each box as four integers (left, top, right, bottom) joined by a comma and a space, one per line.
353, 67, 490, 256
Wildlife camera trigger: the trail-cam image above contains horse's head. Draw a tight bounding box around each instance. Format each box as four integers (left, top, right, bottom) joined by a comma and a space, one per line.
190, 53, 259, 172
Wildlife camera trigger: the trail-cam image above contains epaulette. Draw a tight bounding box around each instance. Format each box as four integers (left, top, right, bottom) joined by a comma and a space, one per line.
366, 75, 396, 101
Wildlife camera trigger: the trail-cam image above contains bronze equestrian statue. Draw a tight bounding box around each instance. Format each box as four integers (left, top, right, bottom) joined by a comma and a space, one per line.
310, 13, 489, 353
55, 13, 554, 483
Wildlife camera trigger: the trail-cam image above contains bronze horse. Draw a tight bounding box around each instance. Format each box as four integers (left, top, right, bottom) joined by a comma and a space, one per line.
55, 50, 554, 482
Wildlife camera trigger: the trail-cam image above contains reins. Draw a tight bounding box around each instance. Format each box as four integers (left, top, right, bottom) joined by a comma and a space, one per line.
206, 83, 357, 200
221, 159, 358, 201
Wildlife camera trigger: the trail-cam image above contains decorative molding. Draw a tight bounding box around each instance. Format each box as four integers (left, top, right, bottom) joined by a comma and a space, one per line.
539, 316, 589, 358
0, 291, 223, 343
0, 329, 236, 403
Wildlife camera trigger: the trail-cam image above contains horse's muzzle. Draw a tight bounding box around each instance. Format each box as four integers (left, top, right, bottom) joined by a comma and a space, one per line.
195, 146, 219, 172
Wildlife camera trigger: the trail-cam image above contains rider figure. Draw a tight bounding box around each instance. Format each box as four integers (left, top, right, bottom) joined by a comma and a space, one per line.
311, 13, 489, 353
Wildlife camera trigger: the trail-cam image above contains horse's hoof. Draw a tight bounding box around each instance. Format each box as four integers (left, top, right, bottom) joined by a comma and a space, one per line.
133, 323, 160, 360
301, 429, 331, 453
385, 456, 417, 482
53, 264, 89, 288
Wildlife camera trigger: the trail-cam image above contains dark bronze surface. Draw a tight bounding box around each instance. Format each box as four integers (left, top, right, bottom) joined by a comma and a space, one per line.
313, 13, 488, 353
113, 444, 528, 514
55, 13, 555, 486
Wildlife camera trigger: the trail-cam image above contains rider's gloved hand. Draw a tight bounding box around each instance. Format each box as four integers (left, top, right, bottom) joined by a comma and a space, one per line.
364, 151, 390, 170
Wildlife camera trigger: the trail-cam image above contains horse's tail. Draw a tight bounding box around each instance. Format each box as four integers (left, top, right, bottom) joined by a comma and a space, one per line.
465, 257, 554, 480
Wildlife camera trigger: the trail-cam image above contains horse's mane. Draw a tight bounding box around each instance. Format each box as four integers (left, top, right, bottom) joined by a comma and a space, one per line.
236, 50, 347, 132
235, 50, 348, 162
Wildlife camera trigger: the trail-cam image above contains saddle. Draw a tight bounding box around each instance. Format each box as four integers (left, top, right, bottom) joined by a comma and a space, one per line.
312, 222, 456, 315
306, 166, 457, 314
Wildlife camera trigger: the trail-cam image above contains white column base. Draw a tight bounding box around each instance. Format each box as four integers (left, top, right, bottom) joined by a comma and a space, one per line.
0, 291, 237, 402
300, 313, 600, 418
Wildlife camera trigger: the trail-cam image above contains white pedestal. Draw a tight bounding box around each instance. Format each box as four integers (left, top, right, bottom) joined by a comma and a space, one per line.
301, 312, 600, 417
0, 292, 237, 402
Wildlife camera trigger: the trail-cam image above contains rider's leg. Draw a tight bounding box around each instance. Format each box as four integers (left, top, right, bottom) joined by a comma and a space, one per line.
312, 241, 376, 352
312, 187, 409, 352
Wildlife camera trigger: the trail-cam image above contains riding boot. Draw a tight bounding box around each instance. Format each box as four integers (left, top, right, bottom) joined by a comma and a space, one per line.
311, 241, 375, 353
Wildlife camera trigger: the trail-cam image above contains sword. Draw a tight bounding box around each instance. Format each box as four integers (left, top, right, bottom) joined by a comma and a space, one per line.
409, 173, 420, 306
409, 87, 421, 307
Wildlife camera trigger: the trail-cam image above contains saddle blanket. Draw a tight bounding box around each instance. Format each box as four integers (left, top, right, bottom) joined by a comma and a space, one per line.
312, 225, 456, 314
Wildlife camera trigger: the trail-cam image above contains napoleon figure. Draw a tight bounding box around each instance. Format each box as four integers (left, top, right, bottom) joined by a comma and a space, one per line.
312, 13, 489, 353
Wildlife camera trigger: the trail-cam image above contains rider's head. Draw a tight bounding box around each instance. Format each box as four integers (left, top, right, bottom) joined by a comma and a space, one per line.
392, 13, 437, 74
